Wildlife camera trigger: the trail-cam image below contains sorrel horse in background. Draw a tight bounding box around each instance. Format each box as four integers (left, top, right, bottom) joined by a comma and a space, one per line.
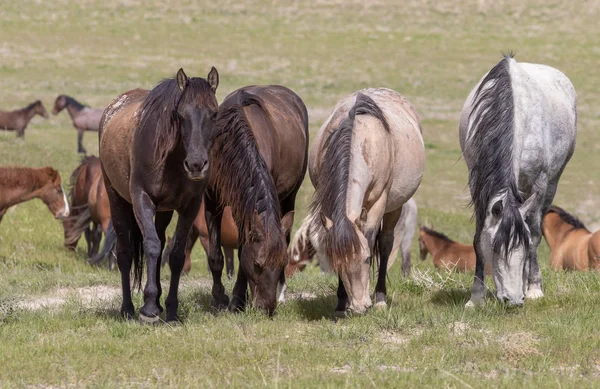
63, 156, 115, 268
307, 89, 425, 316
205, 85, 307, 315
460, 54, 576, 307
418, 226, 479, 272
0, 100, 49, 138
161, 201, 238, 276
287, 197, 418, 278
0, 166, 69, 223
542, 205, 600, 270
99, 67, 219, 323
52, 95, 104, 154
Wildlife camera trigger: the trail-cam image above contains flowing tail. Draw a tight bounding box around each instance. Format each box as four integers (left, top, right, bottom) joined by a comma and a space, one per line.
88, 221, 117, 267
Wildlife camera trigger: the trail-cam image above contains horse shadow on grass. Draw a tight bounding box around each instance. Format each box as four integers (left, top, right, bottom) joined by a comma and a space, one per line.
292, 293, 339, 321
430, 288, 471, 306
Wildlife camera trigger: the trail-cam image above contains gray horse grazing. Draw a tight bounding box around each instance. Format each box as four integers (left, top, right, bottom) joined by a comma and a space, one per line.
308, 89, 425, 315
460, 54, 576, 307
52, 95, 104, 154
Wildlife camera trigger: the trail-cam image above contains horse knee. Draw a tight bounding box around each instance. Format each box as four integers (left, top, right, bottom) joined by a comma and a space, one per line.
143, 239, 161, 262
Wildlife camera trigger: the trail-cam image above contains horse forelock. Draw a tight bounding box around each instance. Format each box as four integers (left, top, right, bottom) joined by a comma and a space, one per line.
211, 97, 285, 268
138, 76, 217, 168
491, 188, 530, 257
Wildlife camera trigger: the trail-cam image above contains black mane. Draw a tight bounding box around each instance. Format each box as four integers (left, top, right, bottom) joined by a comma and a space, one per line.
467, 53, 529, 255
62, 95, 87, 111
24, 100, 42, 111
421, 226, 455, 243
309, 92, 391, 268
137, 75, 216, 167
547, 205, 588, 231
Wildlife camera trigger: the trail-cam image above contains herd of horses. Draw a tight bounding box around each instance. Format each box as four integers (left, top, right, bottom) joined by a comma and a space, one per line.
1, 53, 596, 322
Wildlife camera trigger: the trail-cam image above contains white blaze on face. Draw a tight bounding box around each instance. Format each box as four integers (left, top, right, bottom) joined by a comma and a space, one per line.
61, 185, 70, 218
276, 281, 286, 303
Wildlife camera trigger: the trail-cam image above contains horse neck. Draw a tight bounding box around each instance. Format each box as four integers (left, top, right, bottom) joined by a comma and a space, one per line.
543, 215, 575, 250
22, 105, 39, 122
0, 169, 47, 208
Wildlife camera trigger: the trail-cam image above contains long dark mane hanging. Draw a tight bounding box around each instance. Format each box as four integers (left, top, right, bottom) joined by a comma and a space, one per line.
62, 96, 87, 111
422, 226, 455, 243
468, 53, 529, 255
210, 92, 287, 267
137, 75, 215, 167
309, 92, 391, 269
547, 205, 588, 232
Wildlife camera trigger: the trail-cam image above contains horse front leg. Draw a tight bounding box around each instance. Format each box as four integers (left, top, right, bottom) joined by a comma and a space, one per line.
204, 191, 229, 310
466, 229, 486, 307
77, 128, 86, 154
164, 201, 198, 323
155, 211, 174, 314
375, 206, 404, 307
525, 216, 544, 300
131, 191, 162, 324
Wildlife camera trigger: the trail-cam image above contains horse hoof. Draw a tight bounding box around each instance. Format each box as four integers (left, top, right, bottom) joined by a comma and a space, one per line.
139, 313, 161, 325
211, 296, 230, 312
526, 289, 544, 300
166, 317, 181, 326
465, 300, 478, 308
333, 310, 348, 320
374, 301, 387, 310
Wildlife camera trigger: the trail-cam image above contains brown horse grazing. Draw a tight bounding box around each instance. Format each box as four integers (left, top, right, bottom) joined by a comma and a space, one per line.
418, 226, 479, 272
63, 156, 114, 268
52, 95, 104, 154
0, 100, 49, 138
161, 201, 238, 276
542, 206, 600, 271
99, 67, 219, 323
0, 166, 69, 223
205, 85, 308, 315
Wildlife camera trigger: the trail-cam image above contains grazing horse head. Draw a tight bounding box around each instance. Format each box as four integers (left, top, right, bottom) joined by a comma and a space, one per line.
418, 225, 433, 260
39, 167, 70, 220
32, 100, 49, 119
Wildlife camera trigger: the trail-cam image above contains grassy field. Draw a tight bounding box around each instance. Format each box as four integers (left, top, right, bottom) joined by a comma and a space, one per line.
1, 0, 600, 387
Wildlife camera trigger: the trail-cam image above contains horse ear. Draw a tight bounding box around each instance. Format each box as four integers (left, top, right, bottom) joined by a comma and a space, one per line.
319, 212, 333, 231
519, 193, 537, 219
176, 68, 189, 91
281, 211, 295, 237
207, 66, 219, 93
43, 166, 58, 181
252, 210, 265, 238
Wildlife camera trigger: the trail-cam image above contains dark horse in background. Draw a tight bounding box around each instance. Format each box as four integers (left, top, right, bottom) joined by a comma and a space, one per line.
52, 95, 104, 154
206, 85, 308, 316
0, 100, 49, 138
99, 67, 219, 323
63, 155, 115, 268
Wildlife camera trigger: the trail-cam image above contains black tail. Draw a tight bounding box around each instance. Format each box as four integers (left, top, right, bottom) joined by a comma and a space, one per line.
131, 215, 144, 291
88, 221, 117, 266
63, 208, 92, 247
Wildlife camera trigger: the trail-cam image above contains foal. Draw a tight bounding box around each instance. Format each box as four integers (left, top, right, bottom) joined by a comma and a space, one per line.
542, 206, 600, 271
418, 226, 477, 272
0, 166, 69, 223
0, 100, 49, 138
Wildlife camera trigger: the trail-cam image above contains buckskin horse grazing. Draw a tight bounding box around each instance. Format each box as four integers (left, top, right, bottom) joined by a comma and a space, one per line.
307, 89, 425, 316
63, 156, 115, 268
99, 67, 219, 322
418, 226, 479, 272
287, 197, 418, 278
0, 166, 69, 223
0, 100, 49, 138
161, 202, 238, 276
460, 54, 577, 307
52, 95, 104, 154
542, 205, 600, 271
205, 85, 308, 316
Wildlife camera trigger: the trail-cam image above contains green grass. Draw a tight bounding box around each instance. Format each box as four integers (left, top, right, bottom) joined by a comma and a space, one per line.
1, 0, 600, 387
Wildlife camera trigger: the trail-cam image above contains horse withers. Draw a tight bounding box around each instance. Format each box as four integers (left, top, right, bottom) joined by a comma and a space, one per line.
99, 67, 219, 323
52, 95, 104, 154
0, 100, 49, 138
0, 166, 69, 223
206, 85, 308, 316
460, 54, 577, 307
307, 89, 425, 316
542, 206, 600, 271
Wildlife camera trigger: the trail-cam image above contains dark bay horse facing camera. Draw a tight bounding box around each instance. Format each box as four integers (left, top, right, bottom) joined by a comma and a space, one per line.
206, 85, 308, 316
0, 100, 49, 138
52, 95, 104, 154
0, 166, 69, 223
99, 67, 219, 323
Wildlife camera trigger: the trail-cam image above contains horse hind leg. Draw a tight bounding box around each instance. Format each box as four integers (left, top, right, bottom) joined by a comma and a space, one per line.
204, 191, 230, 311
77, 128, 86, 154
224, 246, 235, 279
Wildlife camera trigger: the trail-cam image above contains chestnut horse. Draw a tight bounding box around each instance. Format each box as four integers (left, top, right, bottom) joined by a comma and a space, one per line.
0, 100, 49, 138
99, 67, 219, 323
63, 156, 114, 268
0, 166, 69, 223
542, 205, 600, 270
52, 95, 104, 154
162, 202, 238, 276
307, 89, 425, 316
205, 85, 308, 315
418, 226, 479, 272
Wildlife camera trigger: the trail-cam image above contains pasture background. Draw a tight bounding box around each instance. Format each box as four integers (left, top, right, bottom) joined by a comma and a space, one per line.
1, 0, 600, 387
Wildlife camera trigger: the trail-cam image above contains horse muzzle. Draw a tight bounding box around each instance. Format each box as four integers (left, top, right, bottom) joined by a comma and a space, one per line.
183, 160, 208, 181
